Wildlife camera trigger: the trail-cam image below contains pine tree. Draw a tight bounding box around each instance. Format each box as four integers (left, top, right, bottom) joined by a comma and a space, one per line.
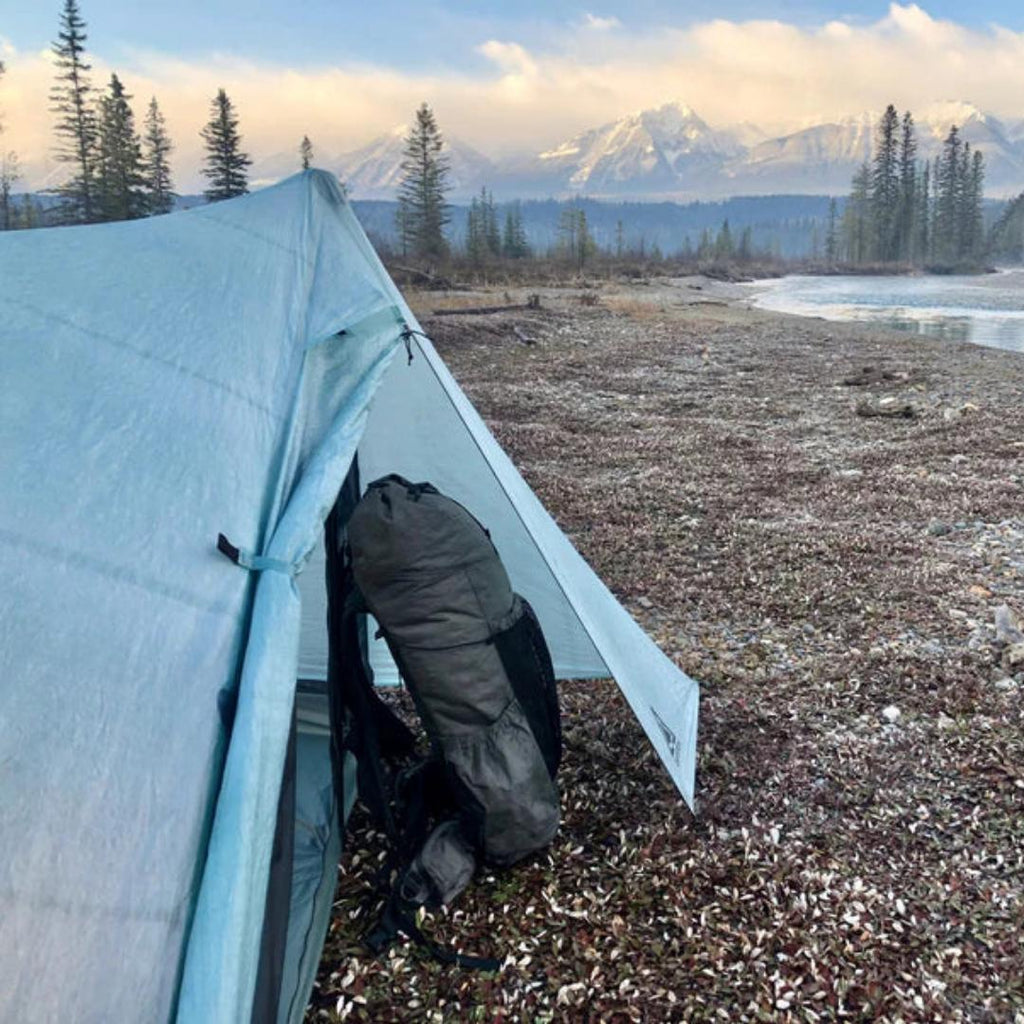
714, 219, 734, 260
501, 202, 529, 258
396, 103, 451, 261
614, 219, 624, 258
200, 89, 251, 202
897, 111, 917, 262
483, 189, 501, 257
825, 198, 838, 265
50, 0, 97, 222
962, 147, 985, 261
95, 74, 146, 222
737, 226, 753, 263
843, 163, 872, 262
300, 134, 313, 171
870, 105, 900, 262
558, 206, 594, 272
142, 96, 174, 215
465, 193, 487, 266
915, 163, 930, 264
935, 126, 962, 264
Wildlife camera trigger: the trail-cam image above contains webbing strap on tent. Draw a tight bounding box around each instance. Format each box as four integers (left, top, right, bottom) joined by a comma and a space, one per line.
217, 533, 298, 575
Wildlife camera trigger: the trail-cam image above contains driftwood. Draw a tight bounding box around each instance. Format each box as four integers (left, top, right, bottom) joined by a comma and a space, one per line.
431, 303, 530, 317
512, 324, 537, 346
855, 398, 919, 419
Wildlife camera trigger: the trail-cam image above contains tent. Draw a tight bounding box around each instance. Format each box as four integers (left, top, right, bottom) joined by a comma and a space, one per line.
0, 171, 699, 1024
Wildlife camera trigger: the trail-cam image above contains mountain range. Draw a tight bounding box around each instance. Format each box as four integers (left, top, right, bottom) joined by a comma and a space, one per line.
312, 100, 1024, 203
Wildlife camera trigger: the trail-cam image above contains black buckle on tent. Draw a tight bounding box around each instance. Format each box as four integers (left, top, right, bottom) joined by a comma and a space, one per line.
216, 533, 296, 575
217, 533, 242, 564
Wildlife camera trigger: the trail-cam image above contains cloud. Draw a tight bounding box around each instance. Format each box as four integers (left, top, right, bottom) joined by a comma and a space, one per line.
3, 5, 1024, 190
583, 14, 622, 31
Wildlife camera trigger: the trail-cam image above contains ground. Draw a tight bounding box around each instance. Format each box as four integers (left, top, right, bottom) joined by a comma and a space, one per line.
307, 278, 1024, 1023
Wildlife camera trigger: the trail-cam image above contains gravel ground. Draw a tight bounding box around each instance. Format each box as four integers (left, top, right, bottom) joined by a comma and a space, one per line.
308, 281, 1024, 1023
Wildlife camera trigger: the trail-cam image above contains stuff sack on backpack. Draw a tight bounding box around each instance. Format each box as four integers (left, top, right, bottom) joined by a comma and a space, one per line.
347, 474, 561, 885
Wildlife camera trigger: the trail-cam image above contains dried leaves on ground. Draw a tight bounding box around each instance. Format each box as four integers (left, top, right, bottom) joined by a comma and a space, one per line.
309, 286, 1024, 1023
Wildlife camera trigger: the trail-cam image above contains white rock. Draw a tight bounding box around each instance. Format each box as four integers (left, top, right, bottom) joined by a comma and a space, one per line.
881, 705, 902, 724
994, 678, 1018, 692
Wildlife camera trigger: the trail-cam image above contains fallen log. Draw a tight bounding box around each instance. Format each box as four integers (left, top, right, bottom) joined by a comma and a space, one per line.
431, 303, 529, 316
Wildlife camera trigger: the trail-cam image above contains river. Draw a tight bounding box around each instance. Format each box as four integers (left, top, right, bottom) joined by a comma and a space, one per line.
746, 268, 1024, 353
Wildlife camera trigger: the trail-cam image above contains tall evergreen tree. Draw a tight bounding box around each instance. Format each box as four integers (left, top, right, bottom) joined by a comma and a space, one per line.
200, 89, 251, 202
843, 162, 872, 262
502, 202, 529, 258
870, 105, 900, 262
95, 74, 146, 222
300, 134, 313, 170
915, 162, 931, 263
558, 206, 595, 272
897, 111, 917, 262
935, 126, 963, 263
465, 192, 487, 265
714, 219, 734, 260
825, 198, 838, 265
50, 0, 97, 222
142, 96, 174, 215
396, 103, 451, 261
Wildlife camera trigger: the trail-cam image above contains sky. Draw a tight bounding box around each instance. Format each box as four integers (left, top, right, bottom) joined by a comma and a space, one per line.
3, 2, 1024, 190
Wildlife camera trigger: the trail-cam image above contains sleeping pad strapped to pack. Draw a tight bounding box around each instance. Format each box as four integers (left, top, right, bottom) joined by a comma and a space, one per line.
331, 474, 562, 963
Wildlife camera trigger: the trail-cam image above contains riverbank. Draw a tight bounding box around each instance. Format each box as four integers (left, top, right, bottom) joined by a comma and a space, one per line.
310, 284, 1024, 1022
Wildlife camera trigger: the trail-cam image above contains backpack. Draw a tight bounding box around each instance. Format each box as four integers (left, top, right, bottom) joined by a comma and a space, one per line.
326, 473, 561, 967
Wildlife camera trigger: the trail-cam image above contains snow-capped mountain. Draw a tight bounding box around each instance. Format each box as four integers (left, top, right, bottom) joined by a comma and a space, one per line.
336, 126, 495, 200
524, 102, 744, 195
332, 99, 1024, 202
729, 113, 877, 194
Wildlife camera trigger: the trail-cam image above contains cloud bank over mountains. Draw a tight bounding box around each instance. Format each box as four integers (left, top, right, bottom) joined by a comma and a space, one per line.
4, 5, 1024, 196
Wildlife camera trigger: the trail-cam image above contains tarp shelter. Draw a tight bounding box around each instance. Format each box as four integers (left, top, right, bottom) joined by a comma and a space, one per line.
0, 171, 699, 1024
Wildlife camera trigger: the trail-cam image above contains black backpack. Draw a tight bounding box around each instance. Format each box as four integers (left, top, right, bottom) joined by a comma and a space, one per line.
326, 473, 561, 967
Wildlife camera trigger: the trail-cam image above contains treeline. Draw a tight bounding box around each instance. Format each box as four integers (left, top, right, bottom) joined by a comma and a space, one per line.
0, 0, 317, 230
384, 106, 810, 272
840, 104, 986, 270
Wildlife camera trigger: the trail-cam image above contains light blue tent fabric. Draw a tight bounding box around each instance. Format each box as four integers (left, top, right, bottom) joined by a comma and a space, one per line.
0, 170, 699, 1024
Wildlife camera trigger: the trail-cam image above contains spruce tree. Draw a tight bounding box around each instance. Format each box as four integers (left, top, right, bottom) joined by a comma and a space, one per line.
200, 89, 251, 202
714, 219, 734, 260
465, 193, 487, 266
843, 163, 872, 263
95, 74, 146, 222
825, 198, 838, 265
396, 103, 450, 261
483, 189, 501, 257
300, 134, 313, 170
737, 226, 753, 262
142, 96, 174, 215
50, 0, 97, 222
915, 163, 930, 263
898, 111, 917, 262
870, 105, 900, 262
935, 126, 962, 263
502, 202, 529, 259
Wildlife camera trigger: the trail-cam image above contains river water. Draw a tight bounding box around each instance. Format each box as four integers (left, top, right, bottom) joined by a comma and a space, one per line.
746, 268, 1024, 353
